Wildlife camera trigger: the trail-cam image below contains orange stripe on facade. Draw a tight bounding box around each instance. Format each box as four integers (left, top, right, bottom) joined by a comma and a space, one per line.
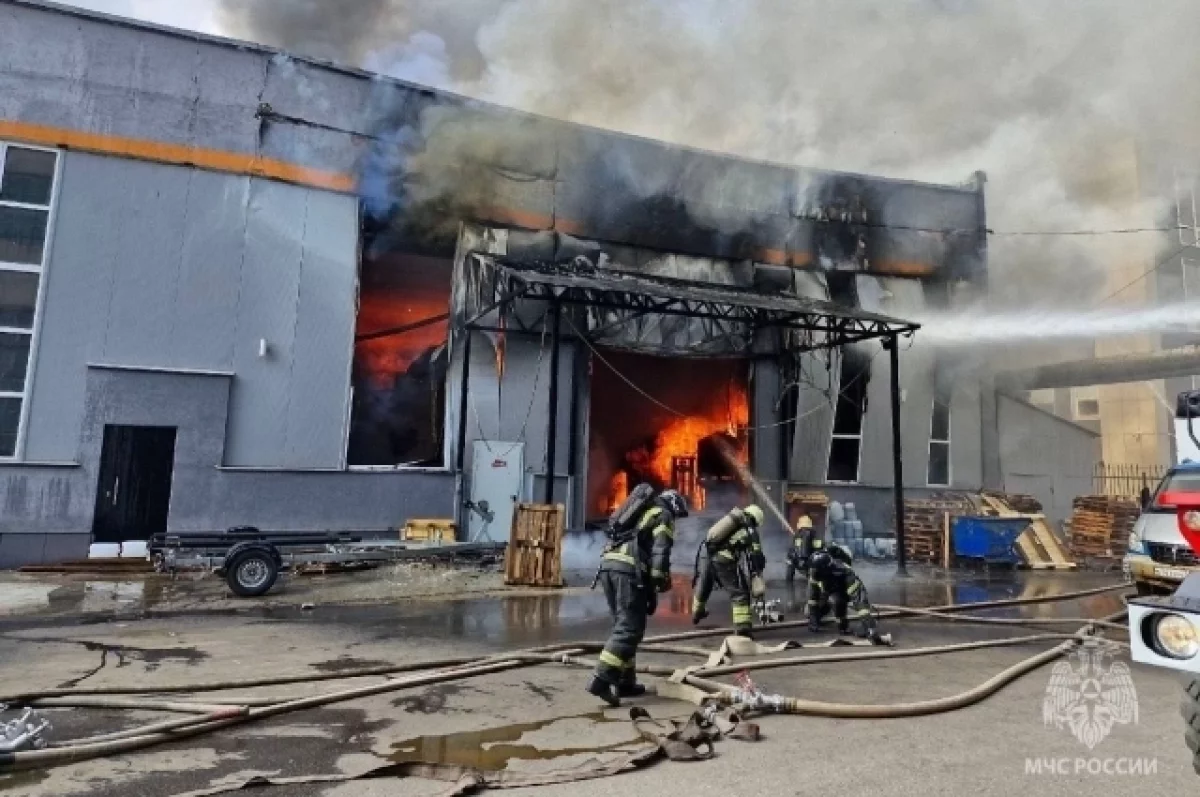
0, 120, 940, 279
0, 120, 356, 193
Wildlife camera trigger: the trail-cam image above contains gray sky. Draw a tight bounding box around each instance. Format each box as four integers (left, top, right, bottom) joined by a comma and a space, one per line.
62, 0, 222, 35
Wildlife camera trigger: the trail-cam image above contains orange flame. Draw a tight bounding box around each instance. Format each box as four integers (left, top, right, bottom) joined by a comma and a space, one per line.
603, 381, 749, 513
356, 291, 449, 389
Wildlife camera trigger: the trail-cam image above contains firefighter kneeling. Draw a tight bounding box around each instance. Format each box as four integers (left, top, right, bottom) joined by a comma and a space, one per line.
691, 505, 766, 636
806, 543, 888, 644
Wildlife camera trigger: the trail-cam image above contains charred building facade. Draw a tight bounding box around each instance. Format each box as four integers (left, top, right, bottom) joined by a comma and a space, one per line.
0, 0, 1017, 567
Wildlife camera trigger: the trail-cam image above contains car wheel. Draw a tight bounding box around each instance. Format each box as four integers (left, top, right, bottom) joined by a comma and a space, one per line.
225, 547, 280, 598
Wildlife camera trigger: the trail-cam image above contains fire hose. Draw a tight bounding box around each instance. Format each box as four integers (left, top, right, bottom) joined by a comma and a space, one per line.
0, 583, 1130, 775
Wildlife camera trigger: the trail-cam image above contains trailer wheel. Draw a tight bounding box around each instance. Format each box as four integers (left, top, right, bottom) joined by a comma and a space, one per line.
1185, 678, 1200, 775
226, 547, 279, 597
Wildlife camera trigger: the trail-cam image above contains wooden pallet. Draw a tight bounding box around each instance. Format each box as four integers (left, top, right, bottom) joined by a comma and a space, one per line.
899, 493, 976, 564
504, 503, 565, 588
1067, 495, 1137, 559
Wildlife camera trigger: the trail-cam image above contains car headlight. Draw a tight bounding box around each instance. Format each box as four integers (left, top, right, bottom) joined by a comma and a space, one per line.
1127, 531, 1147, 556
1151, 613, 1200, 660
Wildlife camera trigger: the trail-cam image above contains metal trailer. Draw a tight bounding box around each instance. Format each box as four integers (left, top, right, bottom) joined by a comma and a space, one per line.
150, 528, 505, 597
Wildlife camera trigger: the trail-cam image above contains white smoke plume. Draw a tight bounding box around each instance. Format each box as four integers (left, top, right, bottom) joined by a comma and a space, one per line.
220, 0, 1200, 318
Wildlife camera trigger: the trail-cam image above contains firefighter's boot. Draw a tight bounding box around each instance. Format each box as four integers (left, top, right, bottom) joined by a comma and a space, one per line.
586, 676, 620, 707
617, 681, 647, 698
691, 598, 709, 625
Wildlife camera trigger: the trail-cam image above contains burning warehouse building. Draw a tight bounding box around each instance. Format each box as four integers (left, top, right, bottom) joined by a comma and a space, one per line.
0, 0, 1020, 567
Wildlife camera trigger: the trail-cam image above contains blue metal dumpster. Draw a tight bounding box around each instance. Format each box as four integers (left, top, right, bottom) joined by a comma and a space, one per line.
951, 516, 1030, 564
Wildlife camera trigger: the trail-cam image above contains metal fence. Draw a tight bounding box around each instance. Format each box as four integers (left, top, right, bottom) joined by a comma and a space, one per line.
1092, 462, 1168, 498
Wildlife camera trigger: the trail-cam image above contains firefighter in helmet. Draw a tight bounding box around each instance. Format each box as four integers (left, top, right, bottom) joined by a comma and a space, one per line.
786, 514, 824, 582
587, 488, 688, 707
806, 542, 880, 640
691, 504, 767, 636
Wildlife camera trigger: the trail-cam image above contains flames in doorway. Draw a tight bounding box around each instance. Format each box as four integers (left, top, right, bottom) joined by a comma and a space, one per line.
589, 351, 749, 518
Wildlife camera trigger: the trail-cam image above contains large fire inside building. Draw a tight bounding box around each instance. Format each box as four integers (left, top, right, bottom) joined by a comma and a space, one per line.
588, 351, 749, 517
3, 0, 1091, 572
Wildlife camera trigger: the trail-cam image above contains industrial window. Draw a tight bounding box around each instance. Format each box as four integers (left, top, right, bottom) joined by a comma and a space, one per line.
1072, 386, 1100, 421
826, 348, 870, 483
0, 143, 57, 458
927, 383, 952, 487
347, 251, 451, 468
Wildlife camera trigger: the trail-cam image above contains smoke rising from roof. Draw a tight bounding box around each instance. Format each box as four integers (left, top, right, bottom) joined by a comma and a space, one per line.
221, 0, 1200, 313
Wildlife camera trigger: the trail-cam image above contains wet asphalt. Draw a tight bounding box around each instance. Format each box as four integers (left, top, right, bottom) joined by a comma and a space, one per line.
3, 567, 1192, 797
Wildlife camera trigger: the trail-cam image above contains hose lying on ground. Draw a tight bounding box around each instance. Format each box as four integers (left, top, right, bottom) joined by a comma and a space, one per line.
0, 585, 1132, 773
0, 582, 1129, 703
2, 655, 571, 771
876, 604, 1130, 632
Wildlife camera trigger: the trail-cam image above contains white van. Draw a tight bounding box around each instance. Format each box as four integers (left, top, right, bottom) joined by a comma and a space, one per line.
1125, 462, 1200, 595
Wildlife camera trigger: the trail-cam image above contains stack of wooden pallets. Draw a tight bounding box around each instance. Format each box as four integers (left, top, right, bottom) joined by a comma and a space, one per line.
899, 493, 975, 564
1067, 495, 1139, 560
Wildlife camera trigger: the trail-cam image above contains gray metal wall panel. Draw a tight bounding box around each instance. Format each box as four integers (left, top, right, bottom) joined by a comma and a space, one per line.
23, 153, 125, 461
102, 162, 190, 365
949, 376, 984, 490
857, 276, 934, 488
751, 357, 784, 482
1, 367, 452, 555
224, 180, 308, 467
997, 394, 1100, 526
789, 273, 836, 483
463, 333, 575, 483
26, 155, 357, 468
168, 171, 250, 370
0, 2, 353, 175
285, 188, 358, 467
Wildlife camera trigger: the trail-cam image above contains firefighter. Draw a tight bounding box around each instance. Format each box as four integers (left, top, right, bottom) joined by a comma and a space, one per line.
806, 543, 877, 638
691, 504, 766, 636
786, 515, 824, 582
587, 489, 688, 707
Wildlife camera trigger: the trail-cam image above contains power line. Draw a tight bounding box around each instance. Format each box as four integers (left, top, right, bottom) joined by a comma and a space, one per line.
565, 313, 882, 434
1092, 242, 1192, 306
988, 225, 1185, 238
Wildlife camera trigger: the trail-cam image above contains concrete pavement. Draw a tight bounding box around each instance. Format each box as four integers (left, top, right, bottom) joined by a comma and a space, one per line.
0, 570, 1194, 796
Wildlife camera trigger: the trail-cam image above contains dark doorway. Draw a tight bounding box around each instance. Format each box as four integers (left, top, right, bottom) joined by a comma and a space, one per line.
92, 425, 177, 544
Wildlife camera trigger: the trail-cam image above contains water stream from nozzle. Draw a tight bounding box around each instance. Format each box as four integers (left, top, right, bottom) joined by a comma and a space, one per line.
714, 438, 790, 529
914, 300, 1200, 347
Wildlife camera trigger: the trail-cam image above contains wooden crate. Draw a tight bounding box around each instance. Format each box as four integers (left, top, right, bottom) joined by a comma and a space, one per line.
401, 519, 456, 543
786, 490, 831, 536
504, 503, 566, 588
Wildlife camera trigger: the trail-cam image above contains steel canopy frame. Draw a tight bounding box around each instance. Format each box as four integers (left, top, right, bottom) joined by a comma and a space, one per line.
463, 256, 920, 349
457, 254, 917, 574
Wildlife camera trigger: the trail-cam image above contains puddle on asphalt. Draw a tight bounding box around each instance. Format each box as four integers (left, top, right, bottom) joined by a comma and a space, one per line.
389, 711, 639, 771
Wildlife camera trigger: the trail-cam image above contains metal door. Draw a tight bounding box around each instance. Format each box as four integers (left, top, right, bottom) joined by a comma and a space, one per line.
91, 425, 177, 543
468, 442, 524, 543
